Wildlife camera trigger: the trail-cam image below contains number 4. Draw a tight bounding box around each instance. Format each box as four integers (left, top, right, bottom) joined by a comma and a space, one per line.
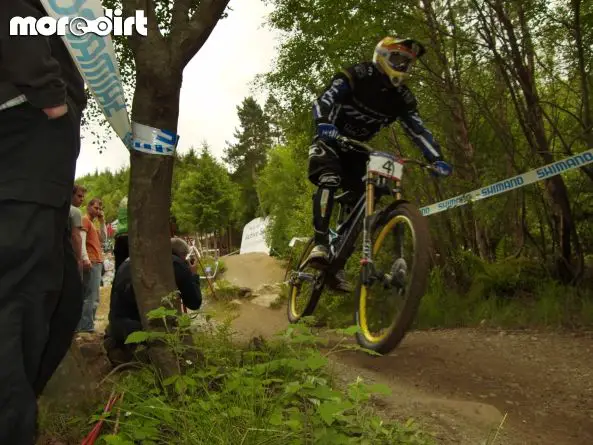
382, 160, 394, 175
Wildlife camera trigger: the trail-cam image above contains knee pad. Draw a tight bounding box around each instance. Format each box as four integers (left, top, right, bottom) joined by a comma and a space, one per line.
318, 172, 341, 188
308, 139, 339, 159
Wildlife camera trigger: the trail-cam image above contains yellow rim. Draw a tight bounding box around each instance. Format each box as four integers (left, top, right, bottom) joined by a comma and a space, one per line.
289, 243, 314, 319
289, 285, 299, 318
359, 214, 415, 343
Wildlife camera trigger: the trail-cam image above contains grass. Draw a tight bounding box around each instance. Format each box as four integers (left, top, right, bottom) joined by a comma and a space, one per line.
202, 278, 250, 302
416, 264, 593, 330
38, 401, 102, 444
84, 309, 435, 445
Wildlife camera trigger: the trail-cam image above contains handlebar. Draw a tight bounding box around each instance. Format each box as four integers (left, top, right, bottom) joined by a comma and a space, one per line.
335, 135, 438, 173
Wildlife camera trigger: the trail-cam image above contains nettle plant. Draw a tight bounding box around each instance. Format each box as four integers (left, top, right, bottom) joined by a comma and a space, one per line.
94, 306, 433, 445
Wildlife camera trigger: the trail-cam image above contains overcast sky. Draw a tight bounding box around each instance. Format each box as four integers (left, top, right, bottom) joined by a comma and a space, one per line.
75, 0, 280, 178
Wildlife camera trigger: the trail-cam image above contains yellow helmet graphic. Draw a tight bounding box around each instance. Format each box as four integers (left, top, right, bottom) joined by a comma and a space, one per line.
372, 37, 426, 87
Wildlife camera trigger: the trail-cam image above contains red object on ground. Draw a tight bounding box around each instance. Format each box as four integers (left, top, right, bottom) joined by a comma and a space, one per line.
80, 392, 121, 445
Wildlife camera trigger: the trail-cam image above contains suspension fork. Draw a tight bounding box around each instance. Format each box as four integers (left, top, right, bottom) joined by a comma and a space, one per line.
393, 179, 404, 258
360, 175, 376, 285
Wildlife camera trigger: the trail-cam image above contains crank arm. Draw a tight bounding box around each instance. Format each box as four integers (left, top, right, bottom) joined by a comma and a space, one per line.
290, 271, 316, 285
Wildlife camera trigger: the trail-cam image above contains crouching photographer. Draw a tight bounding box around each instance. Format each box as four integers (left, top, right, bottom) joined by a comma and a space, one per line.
103, 237, 202, 365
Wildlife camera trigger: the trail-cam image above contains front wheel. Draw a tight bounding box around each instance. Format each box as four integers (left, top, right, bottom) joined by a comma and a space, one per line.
354, 202, 431, 354
286, 237, 326, 323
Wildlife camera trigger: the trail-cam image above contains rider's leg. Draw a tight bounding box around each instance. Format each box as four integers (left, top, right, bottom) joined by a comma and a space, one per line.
307, 139, 342, 268
324, 151, 368, 292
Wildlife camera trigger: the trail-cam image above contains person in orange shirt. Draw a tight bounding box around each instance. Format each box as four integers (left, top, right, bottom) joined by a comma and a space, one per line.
77, 198, 106, 333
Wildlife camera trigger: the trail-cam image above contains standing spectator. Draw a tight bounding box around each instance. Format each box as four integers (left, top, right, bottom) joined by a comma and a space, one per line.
77, 198, 106, 333
113, 196, 129, 272
0, 1, 87, 442
70, 184, 86, 275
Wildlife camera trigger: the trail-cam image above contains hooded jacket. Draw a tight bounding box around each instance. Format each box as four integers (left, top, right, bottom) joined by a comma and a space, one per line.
0, 0, 86, 111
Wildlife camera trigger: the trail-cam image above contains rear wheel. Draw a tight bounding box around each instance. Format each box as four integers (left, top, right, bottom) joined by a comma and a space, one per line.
287, 237, 326, 323
354, 203, 431, 354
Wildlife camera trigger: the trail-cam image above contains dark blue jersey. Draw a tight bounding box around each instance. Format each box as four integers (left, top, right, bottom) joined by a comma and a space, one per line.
312, 62, 443, 162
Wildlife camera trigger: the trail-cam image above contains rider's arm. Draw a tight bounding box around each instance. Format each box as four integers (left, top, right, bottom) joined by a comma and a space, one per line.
399, 111, 443, 163
312, 72, 352, 124
396, 86, 443, 163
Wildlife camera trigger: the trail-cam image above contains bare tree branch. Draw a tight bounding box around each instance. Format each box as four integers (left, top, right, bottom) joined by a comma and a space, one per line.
172, 0, 231, 68
540, 100, 585, 127
123, 0, 163, 54
171, 0, 192, 35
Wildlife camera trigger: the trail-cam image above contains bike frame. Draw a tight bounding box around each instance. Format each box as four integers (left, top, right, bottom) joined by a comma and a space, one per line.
293, 136, 433, 288
186, 240, 220, 280
327, 139, 406, 284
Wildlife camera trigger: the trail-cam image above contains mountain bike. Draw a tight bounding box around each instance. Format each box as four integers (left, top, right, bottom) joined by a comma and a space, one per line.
286, 135, 436, 354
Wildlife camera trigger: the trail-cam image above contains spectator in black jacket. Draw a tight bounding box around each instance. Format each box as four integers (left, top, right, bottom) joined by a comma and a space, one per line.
103, 238, 202, 365
0, 1, 87, 443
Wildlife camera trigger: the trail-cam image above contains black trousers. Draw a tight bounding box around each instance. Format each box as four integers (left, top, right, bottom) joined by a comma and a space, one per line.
307, 138, 367, 245
0, 101, 82, 444
0, 202, 82, 444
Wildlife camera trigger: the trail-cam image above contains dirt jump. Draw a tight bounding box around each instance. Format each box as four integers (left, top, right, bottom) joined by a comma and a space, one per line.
220, 252, 593, 445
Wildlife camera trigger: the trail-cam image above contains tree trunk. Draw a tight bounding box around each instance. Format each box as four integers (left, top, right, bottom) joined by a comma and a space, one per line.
420, 0, 492, 260
121, 0, 230, 377
571, 0, 593, 148
477, 0, 580, 281
128, 63, 183, 376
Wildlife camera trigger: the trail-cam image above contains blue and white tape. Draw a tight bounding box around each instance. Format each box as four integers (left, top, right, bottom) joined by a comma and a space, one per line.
39, 0, 179, 156
40, 0, 132, 143
419, 148, 593, 216
131, 122, 180, 156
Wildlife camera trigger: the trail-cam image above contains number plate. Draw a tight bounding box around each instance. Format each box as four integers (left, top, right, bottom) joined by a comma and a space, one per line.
367, 153, 403, 180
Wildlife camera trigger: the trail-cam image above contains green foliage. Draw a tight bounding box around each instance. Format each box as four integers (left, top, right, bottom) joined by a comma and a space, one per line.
94, 312, 434, 444
257, 0, 593, 288
172, 146, 240, 234
76, 168, 129, 221
257, 135, 315, 256
416, 252, 593, 329
224, 96, 277, 225
207, 278, 247, 302
75, 147, 241, 239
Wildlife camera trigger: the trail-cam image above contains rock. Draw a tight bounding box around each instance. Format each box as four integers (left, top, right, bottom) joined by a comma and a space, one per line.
251, 293, 282, 308
238, 287, 253, 298
254, 283, 284, 295
249, 283, 284, 308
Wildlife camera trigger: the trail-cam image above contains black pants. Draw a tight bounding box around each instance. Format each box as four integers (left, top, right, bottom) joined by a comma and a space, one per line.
113, 234, 129, 273
0, 202, 82, 444
33, 227, 83, 397
307, 138, 367, 245
0, 100, 82, 444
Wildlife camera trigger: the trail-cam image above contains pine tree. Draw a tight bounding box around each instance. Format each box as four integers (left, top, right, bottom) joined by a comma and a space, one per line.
224, 96, 273, 224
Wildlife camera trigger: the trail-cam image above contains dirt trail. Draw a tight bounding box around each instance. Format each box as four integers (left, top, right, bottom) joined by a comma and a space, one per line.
221, 253, 593, 445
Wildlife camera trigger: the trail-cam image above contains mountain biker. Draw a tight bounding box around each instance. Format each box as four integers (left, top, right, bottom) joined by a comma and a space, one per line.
306, 36, 453, 292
